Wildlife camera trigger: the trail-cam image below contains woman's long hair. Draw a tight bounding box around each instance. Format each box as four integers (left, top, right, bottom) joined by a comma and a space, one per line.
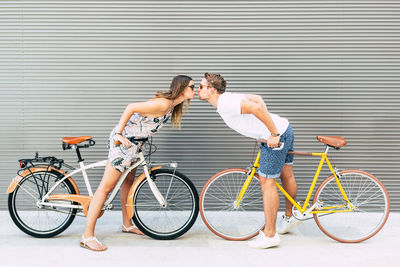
154, 75, 192, 128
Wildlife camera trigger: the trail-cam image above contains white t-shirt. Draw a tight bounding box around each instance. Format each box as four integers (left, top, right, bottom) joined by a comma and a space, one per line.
217, 92, 289, 139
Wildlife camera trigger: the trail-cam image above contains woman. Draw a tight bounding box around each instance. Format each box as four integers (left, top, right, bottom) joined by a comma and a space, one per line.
80, 75, 196, 251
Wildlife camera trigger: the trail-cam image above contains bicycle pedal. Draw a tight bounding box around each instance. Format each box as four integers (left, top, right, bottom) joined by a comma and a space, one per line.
104, 204, 114, 210
292, 209, 313, 221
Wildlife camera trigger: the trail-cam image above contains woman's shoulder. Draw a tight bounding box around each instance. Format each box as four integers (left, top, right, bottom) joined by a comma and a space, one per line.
151, 97, 172, 110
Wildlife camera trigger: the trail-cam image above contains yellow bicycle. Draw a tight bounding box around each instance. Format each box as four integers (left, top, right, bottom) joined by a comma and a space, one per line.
199, 135, 390, 243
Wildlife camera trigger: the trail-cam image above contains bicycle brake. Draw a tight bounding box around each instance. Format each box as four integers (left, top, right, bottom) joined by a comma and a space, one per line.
246, 166, 252, 175
334, 167, 342, 179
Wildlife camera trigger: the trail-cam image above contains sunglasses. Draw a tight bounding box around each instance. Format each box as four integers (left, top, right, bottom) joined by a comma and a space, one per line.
199, 84, 210, 90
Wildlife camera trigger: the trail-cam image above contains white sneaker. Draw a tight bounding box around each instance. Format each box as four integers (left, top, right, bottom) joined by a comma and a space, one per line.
277, 215, 302, 234
247, 231, 280, 249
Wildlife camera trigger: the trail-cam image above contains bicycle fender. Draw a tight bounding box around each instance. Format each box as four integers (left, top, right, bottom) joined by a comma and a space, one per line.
6, 166, 80, 195
126, 166, 162, 219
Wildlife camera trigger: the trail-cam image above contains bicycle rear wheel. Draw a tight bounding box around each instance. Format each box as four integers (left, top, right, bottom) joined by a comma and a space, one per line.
132, 169, 199, 240
313, 170, 390, 243
200, 169, 264, 241
8, 170, 77, 238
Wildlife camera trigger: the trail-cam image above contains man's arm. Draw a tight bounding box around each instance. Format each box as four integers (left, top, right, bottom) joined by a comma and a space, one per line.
240, 94, 280, 147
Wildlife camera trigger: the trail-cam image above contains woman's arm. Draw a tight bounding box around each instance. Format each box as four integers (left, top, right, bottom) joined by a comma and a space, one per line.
115, 99, 170, 134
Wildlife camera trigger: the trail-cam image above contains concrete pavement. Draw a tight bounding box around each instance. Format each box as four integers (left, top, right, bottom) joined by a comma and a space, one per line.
0, 210, 399, 267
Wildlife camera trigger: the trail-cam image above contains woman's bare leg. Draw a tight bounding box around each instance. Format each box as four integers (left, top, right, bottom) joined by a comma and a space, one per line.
82, 162, 122, 250
120, 168, 144, 235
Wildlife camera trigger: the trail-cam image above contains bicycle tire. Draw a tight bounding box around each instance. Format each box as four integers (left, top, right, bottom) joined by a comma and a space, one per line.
313, 170, 390, 243
8, 169, 78, 238
132, 168, 199, 240
200, 168, 264, 241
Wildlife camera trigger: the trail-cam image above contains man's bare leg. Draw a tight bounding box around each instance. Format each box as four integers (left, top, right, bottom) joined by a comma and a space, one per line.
259, 177, 280, 237
280, 164, 297, 217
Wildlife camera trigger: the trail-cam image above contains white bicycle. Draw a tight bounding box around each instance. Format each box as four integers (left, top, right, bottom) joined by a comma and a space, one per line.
7, 136, 199, 240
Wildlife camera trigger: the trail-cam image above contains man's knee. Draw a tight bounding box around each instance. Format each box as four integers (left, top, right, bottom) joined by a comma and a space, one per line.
280, 166, 295, 181
280, 173, 295, 182
260, 178, 276, 191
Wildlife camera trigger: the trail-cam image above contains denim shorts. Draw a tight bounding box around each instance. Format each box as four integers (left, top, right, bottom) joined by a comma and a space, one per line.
258, 124, 294, 179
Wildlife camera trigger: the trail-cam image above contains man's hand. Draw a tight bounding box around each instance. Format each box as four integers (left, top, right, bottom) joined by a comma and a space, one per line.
259, 136, 281, 148
267, 136, 281, 148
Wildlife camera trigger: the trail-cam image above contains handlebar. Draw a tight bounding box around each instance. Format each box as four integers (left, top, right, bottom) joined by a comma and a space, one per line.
114, 137, 149, 146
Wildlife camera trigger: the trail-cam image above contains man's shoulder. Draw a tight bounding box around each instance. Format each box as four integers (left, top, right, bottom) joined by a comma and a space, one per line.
218, 92, 244, 104
220, 91, 243, 98
217, 92, 244, 115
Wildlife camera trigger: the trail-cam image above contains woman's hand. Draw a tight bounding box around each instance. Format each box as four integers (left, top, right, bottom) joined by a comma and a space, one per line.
114, 134, 132, 147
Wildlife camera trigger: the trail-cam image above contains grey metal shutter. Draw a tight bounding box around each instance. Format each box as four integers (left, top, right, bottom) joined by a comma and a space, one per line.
1, 1, 399, 211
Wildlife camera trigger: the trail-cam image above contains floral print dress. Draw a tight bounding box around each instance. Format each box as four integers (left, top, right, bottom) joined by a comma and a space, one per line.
108, 109, 172, 172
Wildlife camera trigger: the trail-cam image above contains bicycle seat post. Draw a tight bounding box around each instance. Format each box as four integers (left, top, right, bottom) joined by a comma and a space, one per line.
324, 145, 330, 154
72, 144, 93, 196
72, 145, 84, 163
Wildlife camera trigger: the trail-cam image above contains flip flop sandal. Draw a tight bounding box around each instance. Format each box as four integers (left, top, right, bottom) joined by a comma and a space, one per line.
122, 225, 144, 235
80, 236, 107, 252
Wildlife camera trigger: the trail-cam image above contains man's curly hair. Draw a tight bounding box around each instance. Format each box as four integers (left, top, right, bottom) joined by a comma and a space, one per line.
204, 73, 227, 94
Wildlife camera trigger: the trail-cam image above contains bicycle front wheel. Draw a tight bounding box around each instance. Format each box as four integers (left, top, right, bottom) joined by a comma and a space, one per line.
8, 170, 77, 238
313, 170, 390, 243
132, 168, 199, 240
200, 169, 264, 241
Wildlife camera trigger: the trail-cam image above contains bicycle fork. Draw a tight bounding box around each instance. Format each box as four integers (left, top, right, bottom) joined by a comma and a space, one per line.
234, 151, 261, 208
142, 163, 167, 207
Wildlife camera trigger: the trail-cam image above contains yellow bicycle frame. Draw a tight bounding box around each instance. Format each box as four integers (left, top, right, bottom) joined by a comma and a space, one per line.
234, 150, 354, 214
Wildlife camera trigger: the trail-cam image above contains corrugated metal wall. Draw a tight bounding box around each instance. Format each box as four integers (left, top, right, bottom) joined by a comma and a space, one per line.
1, 0, 399, 211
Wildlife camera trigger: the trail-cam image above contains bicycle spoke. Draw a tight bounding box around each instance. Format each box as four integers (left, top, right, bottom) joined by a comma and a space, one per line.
201, 170, 264, 240
10, 171, 76, 237
133, 170, 197, 239
314, 171, 389, 243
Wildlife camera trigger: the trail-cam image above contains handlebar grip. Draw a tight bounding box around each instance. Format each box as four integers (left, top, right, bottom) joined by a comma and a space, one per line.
114, 140, 122, 146
272, 142, 284, 151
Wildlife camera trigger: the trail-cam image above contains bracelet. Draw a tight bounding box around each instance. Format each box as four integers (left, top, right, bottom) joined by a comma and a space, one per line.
271, 133, 280, 137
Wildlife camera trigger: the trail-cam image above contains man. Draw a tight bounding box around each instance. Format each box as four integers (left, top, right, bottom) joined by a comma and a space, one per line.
197, 72, 301, 249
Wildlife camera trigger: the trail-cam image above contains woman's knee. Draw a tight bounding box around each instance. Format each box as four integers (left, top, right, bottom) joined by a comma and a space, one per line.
98, 165, 122, 194
125, 170, 137, 184
98, 182, 115, 195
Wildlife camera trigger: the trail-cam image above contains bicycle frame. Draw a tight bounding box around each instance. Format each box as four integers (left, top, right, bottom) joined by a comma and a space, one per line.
40, 151, 167, 212
234, 146, 354, 214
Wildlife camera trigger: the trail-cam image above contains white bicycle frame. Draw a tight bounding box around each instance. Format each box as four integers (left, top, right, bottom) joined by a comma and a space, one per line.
39, 151, 167, 211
